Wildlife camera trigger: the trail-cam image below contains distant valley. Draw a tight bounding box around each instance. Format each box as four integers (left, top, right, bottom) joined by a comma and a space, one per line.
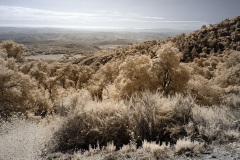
0, 27, 186, 57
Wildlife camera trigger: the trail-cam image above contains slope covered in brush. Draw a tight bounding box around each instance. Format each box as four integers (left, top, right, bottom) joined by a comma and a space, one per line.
77, 16, 240, 67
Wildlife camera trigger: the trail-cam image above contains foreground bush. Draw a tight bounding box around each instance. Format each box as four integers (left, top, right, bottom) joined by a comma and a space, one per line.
50, 99, 131, 152
49, 92, 197, 153
47, 89, 239, 155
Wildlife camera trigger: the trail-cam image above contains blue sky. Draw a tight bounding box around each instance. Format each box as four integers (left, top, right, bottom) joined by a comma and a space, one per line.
0, 0, 239, 30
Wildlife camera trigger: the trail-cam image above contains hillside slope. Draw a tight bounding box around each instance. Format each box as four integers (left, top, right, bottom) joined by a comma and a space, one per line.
77, 16, 240, 67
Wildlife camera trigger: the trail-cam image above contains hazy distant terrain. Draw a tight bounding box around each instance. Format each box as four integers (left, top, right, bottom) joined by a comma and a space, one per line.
0, 27, 185, 57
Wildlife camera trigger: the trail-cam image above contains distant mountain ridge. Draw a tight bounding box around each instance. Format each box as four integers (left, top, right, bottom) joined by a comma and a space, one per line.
0, 27, 183, 56
0, 27, 183, 42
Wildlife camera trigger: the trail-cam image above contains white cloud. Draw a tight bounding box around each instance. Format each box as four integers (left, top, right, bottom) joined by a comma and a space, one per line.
0, 6, 207, 29
0, 6, 95, 21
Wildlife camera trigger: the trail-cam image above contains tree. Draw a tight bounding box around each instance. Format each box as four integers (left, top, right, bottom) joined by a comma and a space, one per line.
0, 64, 48, 118
0, 44, 52, 118
88, 60, 120, 97
105, 42, 190, 98
151, 43, 190, 95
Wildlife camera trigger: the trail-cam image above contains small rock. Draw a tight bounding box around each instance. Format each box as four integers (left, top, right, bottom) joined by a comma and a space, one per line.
212, 155, 217, 158
185, 151, 192, 157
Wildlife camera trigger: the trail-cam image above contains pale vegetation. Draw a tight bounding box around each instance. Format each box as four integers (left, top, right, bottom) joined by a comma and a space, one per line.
0, 17, 239, 159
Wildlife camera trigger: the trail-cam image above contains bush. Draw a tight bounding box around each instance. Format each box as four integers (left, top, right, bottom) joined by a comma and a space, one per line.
50, 99, 131, 152
129, 92, 194, 144
192, 103, 240, 143
50, 92, 196, 153
1, 40, 25, 62
0, 58, 52, 119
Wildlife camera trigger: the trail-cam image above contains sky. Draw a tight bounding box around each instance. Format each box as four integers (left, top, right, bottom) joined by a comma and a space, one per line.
0, 0, 239, 30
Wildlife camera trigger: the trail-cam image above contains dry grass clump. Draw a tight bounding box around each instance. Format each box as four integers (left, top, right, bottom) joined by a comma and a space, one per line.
192, 100, 240, 143
129, 92, 195, 145
175, 137, 205, 154
142, 140, 171, 159
222, 92, 240, 111
142, 140, 170, 153
119, 142, 137, 154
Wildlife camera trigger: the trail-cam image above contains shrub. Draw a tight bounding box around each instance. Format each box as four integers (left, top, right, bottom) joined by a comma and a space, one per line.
50, 99, 131, 152
49, 92, 198, 154
0, 61, 52, 119
129, 92, 195, 144
0, 48, 7, 59
1, 40, 25, 62
187, 75, 223, 105
150, 42, 190, 94
192, 103, 240, 143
